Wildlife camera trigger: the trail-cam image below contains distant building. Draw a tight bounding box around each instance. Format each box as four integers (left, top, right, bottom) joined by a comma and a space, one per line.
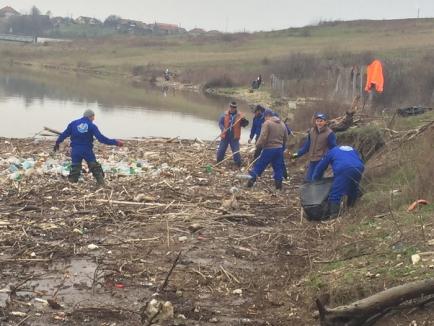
117, 19, 151, 34
189, 28, 206, 35
207, 30, 222, 36
152, 22, 185, 35
0, 6, 20, 18
76, 16, 102, 25
51, 16, 74, 28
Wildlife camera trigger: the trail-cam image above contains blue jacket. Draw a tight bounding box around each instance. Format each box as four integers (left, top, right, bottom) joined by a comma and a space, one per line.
56, 117, 117, 148
249, 114, 265, 141
312, 146, 364, 181
297, 131, 336, 157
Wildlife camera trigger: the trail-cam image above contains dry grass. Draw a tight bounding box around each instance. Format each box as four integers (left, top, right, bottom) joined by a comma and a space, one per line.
4, 18, 434, 103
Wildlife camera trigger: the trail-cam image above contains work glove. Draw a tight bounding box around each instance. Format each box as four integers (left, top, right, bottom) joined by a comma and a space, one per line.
116, 140, 124, 147
53, 143, 59, 152
291, 153, 298, 159
248, 138, 252, 144
240, 117, 249, 128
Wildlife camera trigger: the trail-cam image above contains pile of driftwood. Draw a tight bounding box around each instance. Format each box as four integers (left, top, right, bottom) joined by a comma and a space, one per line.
0, 137, 309, 325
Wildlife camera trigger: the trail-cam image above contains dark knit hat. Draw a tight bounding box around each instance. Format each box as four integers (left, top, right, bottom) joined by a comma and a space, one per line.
255, 104, 266, 113
229, 101, 237, 109
264, 109, 274, 117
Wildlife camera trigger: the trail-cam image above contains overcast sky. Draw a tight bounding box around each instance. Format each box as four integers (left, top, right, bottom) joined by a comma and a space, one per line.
1, 0, 431, 32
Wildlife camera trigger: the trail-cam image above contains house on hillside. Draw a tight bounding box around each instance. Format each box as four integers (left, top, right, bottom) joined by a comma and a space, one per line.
0, 6, 20, 19
117, 19, 152, 34
76, 16, 101, 25
51, 16, 74, 28
152, 22, 185, 35
189, 28, 206, 36
207, 30, 222, 36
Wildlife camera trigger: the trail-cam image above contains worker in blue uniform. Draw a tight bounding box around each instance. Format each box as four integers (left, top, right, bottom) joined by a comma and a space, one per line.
249, 105, 265, 160
312, 145, 364, 217
54, 109, 123, 186
247, 109, 288, 189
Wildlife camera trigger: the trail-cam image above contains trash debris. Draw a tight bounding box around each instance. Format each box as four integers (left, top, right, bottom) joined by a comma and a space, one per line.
188, 223, 203, 233
221, 195, 239, 211
143, 299, 174, 323
47, 298, 63, 310
407, 199, 429, 212
115, 283, 125, 289
397, 106, 432, 117
411, 254, 421, 265
0, 137, 307, 325
236, 174, 252, 180
87, 244, 99, 250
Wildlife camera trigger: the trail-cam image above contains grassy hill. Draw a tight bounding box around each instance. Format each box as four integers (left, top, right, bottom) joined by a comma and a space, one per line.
2, 18, 434, 75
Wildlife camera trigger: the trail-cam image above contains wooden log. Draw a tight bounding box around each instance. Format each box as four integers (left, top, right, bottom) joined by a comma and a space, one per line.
328, 95, 361, 133
317, 278, 434, 326
44, 126, 61, 135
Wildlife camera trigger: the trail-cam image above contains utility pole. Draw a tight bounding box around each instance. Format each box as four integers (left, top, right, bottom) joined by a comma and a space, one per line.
418, 8, 420, 19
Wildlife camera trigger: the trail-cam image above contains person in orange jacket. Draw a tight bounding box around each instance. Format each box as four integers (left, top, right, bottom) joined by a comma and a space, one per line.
216, 102, 248, 167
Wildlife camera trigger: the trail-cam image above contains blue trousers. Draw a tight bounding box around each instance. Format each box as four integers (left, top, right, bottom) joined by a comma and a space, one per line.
329, 167, 364, 205
249, 147, 284, 181
71, 145, 97, 165
216, 137, 241, 166
305, 161, 321, 182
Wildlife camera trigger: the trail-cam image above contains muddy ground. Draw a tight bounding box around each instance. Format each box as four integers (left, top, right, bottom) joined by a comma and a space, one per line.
0, 137, 433, 326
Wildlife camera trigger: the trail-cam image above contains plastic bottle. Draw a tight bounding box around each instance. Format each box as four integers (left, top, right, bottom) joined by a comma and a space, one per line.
9, 171, 22, 181
205, 164, 213, 173
236, 174, 252, 180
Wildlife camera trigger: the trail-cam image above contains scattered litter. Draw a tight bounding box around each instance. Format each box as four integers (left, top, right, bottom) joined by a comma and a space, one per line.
34, 298, 48, 305
188, 223, 203, 233
87, 244, 99, 250
411, 254, 421, 265
10, 311, 27, 317
232, 289, 243, 295
235, 174, 252, 180
143, 299, 174, 323
407, 199, 429, 212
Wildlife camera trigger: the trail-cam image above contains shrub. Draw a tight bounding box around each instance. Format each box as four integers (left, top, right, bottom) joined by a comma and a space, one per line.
203, 75, 236, 89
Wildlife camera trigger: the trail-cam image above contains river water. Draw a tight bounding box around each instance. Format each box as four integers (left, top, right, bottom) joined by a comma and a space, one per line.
0, 69, 250, 140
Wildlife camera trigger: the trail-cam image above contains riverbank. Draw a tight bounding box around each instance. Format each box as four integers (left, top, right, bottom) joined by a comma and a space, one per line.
1, 134, 434, 325
0, 137, 311, 325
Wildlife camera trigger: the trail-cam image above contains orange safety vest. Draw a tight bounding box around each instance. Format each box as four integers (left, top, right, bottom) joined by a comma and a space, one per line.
221, 111, 243, 140
365, 59, 384, 93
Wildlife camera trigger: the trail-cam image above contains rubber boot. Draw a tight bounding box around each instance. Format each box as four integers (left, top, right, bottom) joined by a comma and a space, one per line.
329, 202, 341, 219
246, 177, 256, 188
283, 165, 288, 180
89, 161, 105, 186
68, 164, 81, 183
275, 180, 282, 190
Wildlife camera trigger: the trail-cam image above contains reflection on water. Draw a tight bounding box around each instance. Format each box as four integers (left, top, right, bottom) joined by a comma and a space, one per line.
0, 69, 250, 140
